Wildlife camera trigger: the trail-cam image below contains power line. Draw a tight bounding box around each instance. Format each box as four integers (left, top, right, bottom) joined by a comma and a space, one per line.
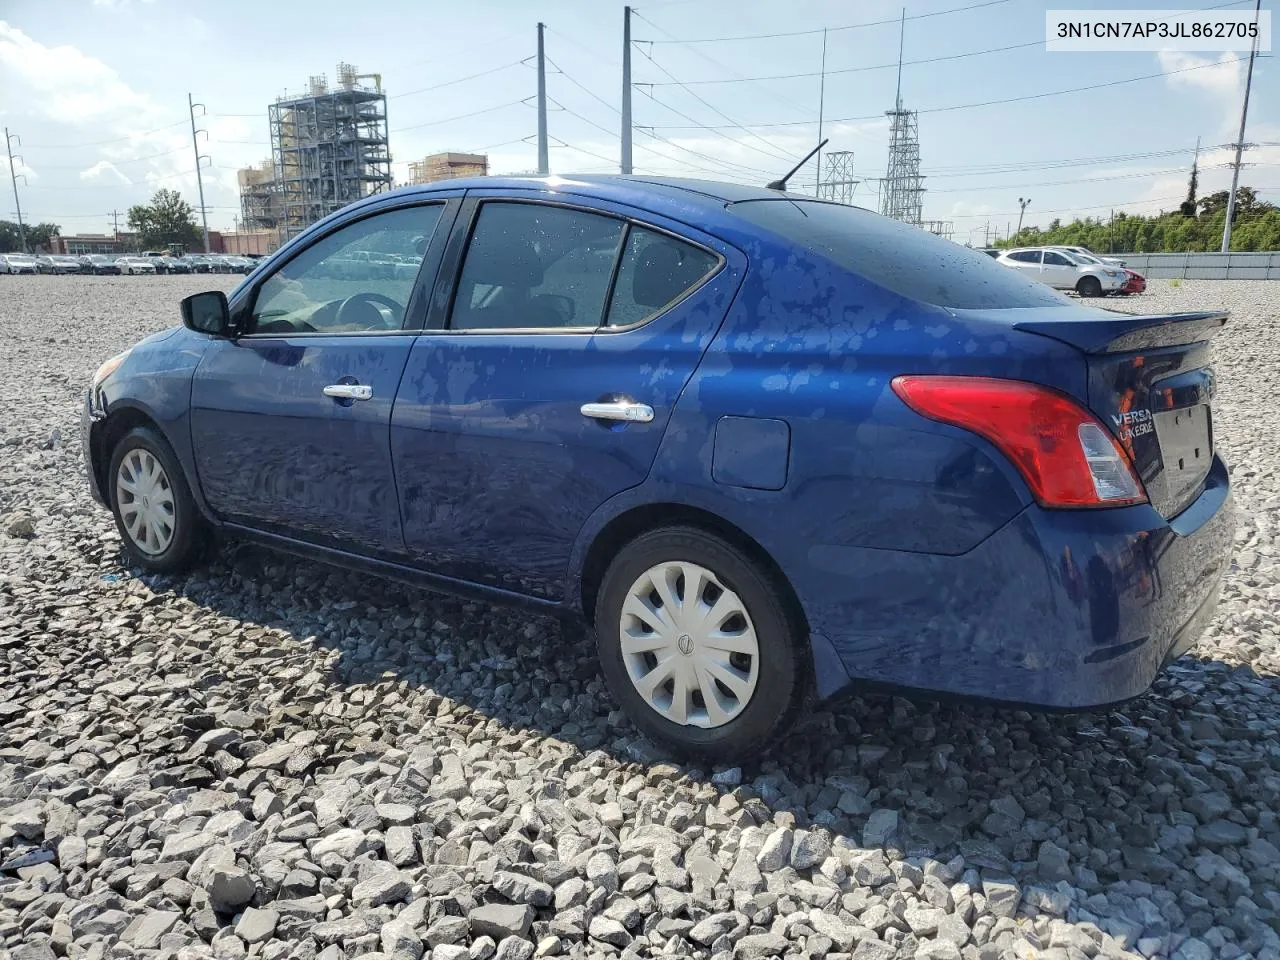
390, 99, 530, 135
649, 54, 1257, 130
547, 58, 777, 178
633, 45, 796, 162
21, 119, 189, 150
640, 39, 1043, 86
929, 163, 1233, 194
631, 10, 813, 117
389, 60, 528, 101
641, 0, 1014, 44
925, 144, 1232, 177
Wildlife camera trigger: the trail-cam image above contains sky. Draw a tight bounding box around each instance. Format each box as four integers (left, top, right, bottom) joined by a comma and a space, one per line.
0, 0, 1275, 243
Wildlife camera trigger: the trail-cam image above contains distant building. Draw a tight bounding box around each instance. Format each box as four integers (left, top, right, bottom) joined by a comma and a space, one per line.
50, 234, 127, 255
407, 152, 488, 184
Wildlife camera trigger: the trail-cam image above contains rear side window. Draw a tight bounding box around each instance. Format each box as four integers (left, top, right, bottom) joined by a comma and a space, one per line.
1007, 250, 1041, 264
451, 203, 625, 330
730, 200, 1066, 309
606, 227, 719, 327
1043, 251, 1072, 266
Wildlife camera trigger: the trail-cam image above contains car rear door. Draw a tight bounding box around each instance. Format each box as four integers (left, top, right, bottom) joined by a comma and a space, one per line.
189, 196, 460, 555
390, 191, 745, 600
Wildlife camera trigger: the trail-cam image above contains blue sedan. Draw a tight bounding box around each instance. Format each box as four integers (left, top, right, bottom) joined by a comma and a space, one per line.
83, 176, 1234, 759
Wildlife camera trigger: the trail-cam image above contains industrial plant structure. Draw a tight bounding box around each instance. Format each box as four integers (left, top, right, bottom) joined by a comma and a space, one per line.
239, 64, 392, 243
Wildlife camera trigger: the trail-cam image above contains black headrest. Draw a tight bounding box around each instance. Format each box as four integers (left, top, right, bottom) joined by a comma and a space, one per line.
631, 240, 703, 308
468, 242, 545, 287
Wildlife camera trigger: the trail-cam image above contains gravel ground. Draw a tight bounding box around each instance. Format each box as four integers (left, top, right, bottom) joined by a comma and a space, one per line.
1, 276, 1278, 960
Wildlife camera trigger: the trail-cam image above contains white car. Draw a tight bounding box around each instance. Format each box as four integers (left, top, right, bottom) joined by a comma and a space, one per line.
0, 254, 39, 274
1049, 244, 1126, 268
996, 247, 1127, 297
116, 256, 157, 275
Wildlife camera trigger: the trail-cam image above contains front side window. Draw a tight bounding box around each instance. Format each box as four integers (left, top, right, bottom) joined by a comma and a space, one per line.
250, 204, 443, 336
606, 226, 719, 328
451, 203, 626, 331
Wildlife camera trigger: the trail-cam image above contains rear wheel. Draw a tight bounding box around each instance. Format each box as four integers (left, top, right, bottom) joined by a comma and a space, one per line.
1077, 276, 1103, 298
108, 426, 208, 574
595, 526, 807, 761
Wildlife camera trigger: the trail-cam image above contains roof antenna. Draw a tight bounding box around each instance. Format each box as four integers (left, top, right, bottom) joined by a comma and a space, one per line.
767, 138, 829, 191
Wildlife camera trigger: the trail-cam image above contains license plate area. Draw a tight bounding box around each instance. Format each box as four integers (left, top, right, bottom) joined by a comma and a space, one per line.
1153, 403, 1212, 517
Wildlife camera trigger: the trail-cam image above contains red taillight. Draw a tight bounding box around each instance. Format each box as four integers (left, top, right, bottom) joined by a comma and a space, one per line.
891, 376, 1147, 508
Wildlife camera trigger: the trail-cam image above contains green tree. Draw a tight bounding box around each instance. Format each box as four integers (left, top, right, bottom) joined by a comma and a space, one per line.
127, 189, 201, 250
994, 186, 1280, 253
27, 223, 61, 251
0, 220, 22, 253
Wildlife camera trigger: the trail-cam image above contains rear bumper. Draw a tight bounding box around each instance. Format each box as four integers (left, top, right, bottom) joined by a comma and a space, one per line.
804, 455, 1234, 708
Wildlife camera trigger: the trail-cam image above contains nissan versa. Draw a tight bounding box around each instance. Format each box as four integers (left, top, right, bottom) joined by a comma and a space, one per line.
83, 176, 1234, 759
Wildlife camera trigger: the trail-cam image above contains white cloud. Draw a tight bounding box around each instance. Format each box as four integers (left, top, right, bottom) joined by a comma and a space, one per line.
0, 22, 166, 127
1158, 50, 1244, 100
80, 160, 130, 184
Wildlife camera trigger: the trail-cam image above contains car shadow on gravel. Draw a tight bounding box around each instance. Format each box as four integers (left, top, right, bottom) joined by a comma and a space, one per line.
140, 540, 1280, 953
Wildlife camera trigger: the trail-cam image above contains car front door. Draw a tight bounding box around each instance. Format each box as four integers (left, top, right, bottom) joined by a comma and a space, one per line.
189, 198, 457, 555
390, 194, 744, 600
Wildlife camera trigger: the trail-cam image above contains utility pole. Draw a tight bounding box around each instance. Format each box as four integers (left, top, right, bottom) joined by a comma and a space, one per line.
984, 221, 990, 246
816, 28, 827, 194
536, 23, 549, 176
109, 209, 122, 238
1222, 0, 1261, 253
188, 93, 211, 253
1016, 197, 1030, 237
621, 6, 633, 174
4, 128, 27, 253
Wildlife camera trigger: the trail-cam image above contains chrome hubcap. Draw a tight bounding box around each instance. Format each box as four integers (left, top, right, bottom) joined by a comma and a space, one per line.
619, 561, 759, 728
115, 448, 175, 556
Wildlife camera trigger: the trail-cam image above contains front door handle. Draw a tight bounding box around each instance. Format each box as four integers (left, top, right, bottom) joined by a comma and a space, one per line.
323, 383, 373, 401
580, 400, 654, 423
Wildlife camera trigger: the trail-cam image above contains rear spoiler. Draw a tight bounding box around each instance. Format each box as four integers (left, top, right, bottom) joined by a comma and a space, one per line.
1013, 311, 1228, 355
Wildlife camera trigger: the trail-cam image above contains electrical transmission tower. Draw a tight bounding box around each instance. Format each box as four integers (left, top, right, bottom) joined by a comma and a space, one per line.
817, 151, 858, 205
880, 107, 924, 226
879, 8, 925, 227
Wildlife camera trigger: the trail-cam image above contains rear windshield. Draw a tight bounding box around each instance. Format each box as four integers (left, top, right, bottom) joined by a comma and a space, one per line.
729, 199, 1067, 310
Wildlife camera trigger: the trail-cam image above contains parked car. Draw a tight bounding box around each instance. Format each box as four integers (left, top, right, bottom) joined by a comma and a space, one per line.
154, 256, 191, 275
1049, 244, 1126, 268
1120, 268, 1147, 295
183, 255, 216, 274
83, 176, 1234, 759
51, 255, 85, 274
79, 255, 122, 275
977, 247, 1001, 258
222, 256, 255, 275
117, 256, 158, 275
0, 253, 39, 274
996, 247, 1127, 297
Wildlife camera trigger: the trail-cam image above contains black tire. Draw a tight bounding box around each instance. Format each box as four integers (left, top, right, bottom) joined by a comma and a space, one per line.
594, 525, 808, 761
107, 425, 209, 574
1077, 276, 1103, 298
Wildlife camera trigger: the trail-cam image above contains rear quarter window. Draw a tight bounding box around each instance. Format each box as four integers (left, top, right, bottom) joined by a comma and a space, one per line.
730, 199, 1067, 310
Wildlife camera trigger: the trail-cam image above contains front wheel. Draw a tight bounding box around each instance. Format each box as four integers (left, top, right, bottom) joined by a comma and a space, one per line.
108, 426, 208, 574
595, 526, 807, 761
1076, 276, 1103, 298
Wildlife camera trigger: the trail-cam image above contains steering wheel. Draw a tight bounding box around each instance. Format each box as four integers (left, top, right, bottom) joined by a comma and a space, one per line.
335, 292, 405, 330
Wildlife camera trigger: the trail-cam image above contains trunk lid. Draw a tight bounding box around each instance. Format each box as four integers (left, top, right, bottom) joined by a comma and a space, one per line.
1013, 309, 1227, 519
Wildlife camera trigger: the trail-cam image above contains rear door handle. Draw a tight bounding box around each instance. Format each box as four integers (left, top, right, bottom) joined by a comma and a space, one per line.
580, 400, 654, 423
323, 384, 373, 401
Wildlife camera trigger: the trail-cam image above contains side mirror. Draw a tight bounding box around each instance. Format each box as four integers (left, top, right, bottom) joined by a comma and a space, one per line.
181, 290, 232, 336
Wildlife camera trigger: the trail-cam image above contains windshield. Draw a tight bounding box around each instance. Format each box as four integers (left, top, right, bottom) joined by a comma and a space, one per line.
729, 199, 1066, 309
